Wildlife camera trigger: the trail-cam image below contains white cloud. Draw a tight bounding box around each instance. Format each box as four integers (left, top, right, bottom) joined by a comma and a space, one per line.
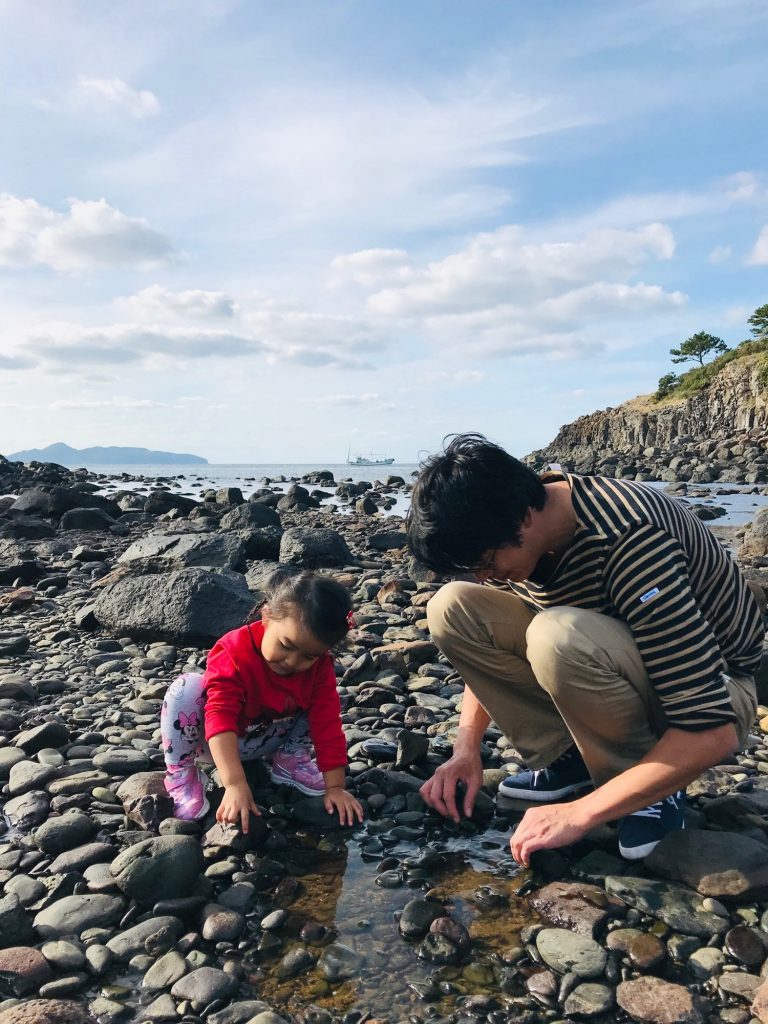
51, 396, 167, 410
244, 308, 387, 354
316, 392, 395, 409
328, 249, 414, 290
748, 225, 768, 265
27, 322, 265, 367
0, 194, 173, 271
708, 244, 731, 263
0, 353, 35, 370
76, 76, 160, 119
367, 223, 675, 317
118, 284, 237, 319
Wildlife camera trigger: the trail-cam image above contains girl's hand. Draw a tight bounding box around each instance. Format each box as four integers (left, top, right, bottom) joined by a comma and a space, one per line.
217, 781, 261, 833
323, 786, 364, 826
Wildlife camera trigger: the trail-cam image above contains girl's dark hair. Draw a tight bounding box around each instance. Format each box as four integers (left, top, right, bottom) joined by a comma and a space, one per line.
247, 567, 352, 647
406, 432, 546, 574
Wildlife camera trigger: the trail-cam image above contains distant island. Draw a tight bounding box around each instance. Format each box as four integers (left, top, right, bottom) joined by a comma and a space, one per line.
8, 442, 208, 466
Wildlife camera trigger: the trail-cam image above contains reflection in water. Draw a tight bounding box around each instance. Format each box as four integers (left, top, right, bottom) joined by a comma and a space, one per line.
247, 825, 537, 1020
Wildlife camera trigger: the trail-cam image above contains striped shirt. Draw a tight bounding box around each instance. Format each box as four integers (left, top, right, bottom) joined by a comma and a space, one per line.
491, 473, 763, 731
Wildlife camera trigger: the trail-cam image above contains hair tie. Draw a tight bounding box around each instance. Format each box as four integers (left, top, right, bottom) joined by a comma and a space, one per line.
346, 610, 356, 631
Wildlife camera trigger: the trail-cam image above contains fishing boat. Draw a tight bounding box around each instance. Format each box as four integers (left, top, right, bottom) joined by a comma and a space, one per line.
346, 448, 395, 466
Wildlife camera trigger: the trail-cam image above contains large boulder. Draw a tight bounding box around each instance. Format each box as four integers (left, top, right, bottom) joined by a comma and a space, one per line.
219, 503, 280, 530
279, 528, 354, 568
144, 490, 199, 516
59, 508, 116, 531
110, 835, 204, 904
118, 531, 246, 571
92, 567, 254, 644
645, 830, 768, 902
9, 486, 120, 521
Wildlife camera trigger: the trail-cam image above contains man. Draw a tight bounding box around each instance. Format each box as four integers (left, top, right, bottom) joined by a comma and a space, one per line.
407, 434, 762, 863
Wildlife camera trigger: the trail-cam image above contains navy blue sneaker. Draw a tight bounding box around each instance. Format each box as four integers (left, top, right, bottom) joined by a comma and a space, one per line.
618, 790, 686, 860
498, 746, 593, 802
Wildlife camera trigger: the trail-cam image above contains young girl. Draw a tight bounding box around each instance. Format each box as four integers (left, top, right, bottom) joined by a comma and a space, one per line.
160, 568, 363, 830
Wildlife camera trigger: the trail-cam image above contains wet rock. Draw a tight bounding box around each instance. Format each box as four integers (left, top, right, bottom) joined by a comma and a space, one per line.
274, 947, 315, 979
724, 923, 766, 965
526, 969, 558, 1004
605, 928, 665, 970
0, 947, 53, 996
316, 943, 363, 982
645, 830, 768, 901
399, 899, 445, 938
563, 982, 615, 1017
92, 567, 253, 645
535, 928, 607, 978
207, 1003, 273, 1024
529, 880, 625, 938
605, 876, 727, 938
686, 946, 725, 979
33, 895, 124, 939
429, 916, 470, 951
616, 976, 705, 1023
0, 999, 92, 1024
170, 966, 238, 1010
719, 972, 761, 1001
395, 730, 429, 769
416, 933, 462, 965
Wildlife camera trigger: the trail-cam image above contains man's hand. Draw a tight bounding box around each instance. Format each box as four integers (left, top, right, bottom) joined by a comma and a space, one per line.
420, 751, 483, 823
510, 802, 589, 866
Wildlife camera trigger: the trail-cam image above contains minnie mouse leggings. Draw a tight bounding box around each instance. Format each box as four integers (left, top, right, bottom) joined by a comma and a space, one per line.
160, 672, 312, 771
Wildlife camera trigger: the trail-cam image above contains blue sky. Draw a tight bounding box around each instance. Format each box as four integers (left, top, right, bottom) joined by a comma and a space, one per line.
0, 0, 767, 462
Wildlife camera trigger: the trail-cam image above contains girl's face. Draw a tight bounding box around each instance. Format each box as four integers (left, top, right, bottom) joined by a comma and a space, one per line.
260, 605, 329, 675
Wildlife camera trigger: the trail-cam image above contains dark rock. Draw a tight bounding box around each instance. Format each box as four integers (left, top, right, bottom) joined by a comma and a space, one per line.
645, 830, 768, 902
616, 976, 705, 1023
279, 528, 354, 568
92, 567, 253, 644
529, 881, 626, 938
110, 835, 204, 904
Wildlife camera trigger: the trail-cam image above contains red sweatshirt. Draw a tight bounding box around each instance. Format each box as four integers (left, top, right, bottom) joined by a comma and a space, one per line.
202, 621, 347, 773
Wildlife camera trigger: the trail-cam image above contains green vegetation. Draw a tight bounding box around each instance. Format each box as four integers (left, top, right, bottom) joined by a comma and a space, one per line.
653, 303, 768, 402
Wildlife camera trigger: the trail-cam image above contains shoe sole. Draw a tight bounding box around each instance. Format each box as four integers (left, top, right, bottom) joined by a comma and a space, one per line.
174, 795, 210, 821
270, 767, 324, 797
497, 781, 593, 802
618, 819, 685, 860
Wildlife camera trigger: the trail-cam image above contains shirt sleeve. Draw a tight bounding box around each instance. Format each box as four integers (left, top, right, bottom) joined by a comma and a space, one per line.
306, 658, 347, 773
604, 524, 736, 731
203, 641, 249, 741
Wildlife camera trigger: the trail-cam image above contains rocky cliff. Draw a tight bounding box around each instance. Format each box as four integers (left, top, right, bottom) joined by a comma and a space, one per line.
525, 354, 768, 484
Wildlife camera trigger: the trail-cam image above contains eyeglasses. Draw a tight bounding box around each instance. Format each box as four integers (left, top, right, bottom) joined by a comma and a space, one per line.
451, 549, 497, 574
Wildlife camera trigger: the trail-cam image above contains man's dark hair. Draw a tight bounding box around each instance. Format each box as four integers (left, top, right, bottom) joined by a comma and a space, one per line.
406, 433, 546, 573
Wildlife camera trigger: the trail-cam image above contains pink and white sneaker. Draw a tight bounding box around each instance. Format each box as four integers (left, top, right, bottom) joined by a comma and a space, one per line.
270, 747, 325, 796
164, 764, 210, 820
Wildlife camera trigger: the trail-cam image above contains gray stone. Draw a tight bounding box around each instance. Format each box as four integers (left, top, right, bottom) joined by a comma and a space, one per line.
563, 982, 615, 1018
4, 791, 50, 830
0, 747, 26, 780
105, 917, 183, 961
142, 950, 188, 990
14, 723, 70, 754
316, 943, 363, 982
535, 928, 607, 979
118, 531, 246, 571
529, 881, 625, 938
92, 748, 151, 776
110, 835, 204, 904
7, 761, 56, 796
33, 895, 124, 939
219, 503, 280, 530
605, 875, 727, 938
398, 899, 445, 938
170, 966, 238, 1010
34, 812, 97, 856
645, 829, 768, 901
93, 567, 253, 645
279, 527, 354, 568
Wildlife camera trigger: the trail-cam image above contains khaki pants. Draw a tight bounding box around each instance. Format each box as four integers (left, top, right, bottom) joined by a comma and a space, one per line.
427, 581, 757, 786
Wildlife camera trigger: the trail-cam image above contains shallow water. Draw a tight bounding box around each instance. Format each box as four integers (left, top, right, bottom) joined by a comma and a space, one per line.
244, 825, 531, 1019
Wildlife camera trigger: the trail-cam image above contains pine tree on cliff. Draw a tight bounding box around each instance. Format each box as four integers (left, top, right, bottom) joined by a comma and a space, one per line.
670, 331, 728, 366
749, 304, 768, 340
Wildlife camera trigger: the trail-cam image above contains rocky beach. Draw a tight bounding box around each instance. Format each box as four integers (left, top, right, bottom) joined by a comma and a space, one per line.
3, 448, 768, 1024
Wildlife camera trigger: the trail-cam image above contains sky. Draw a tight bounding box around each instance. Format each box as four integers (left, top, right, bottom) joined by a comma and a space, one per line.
1, 0, 767, 463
